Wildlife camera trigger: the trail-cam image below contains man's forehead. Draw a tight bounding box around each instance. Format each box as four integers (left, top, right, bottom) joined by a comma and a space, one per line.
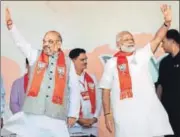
44, 31, 60, 40
116, 31, 133, 40
163, 37, 168, 41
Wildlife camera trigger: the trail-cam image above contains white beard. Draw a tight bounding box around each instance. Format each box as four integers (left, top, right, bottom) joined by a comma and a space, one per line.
121, 45, 135, 53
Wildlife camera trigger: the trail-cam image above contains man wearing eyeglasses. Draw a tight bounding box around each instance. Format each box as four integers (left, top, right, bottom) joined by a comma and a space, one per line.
3, 8, 81, 137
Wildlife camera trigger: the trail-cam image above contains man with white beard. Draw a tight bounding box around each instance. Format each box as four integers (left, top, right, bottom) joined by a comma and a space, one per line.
99, 4, 174, 137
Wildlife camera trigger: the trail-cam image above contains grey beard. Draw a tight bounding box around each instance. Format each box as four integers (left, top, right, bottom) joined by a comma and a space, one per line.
121, 45, 135, 53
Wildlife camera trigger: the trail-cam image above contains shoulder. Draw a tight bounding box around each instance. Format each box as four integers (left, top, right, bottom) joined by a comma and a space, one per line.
105, 57, 117, 68
85, 73, 98, 85
65, 55, 71, 65
12, 76, 24, 86
160, 55, 171, 65
36, 50, 44, 57
87, 73, 97, 81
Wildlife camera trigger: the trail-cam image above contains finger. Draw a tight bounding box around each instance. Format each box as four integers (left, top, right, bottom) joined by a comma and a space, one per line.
164, 4, 167, 10
5, 8, 11, 21
160, 5, 164, 12
165, 4, 168, 10
6, 7, 10, 15
108, 121, 113, 132
161, 5, 165, 13
106, 122, 112, 133
163, 5, 166, 12
67, 119, 72, 126
68, 121, 73, 127
107, 126, 112, 133
69, 119, 75, 127
168, 5, 172, 12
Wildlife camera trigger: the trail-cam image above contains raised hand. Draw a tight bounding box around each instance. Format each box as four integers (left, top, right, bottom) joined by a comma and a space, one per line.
5, 7, 13, 30
160, 4, 172, 24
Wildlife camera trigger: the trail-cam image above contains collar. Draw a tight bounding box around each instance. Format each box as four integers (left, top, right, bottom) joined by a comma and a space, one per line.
77, 71, 86, 82
172, 51, 180, 60
51, 52, 59, 59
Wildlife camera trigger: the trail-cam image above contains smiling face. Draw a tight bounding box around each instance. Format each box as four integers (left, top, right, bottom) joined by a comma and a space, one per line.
116, 31, 135, 53
42, 31, 62, 56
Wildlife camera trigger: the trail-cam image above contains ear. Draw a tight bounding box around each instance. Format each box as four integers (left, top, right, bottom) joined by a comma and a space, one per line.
116, 41, 119, 47
72, 58, 77, 63
56, 41, 61, 49
172, 40, 176, 44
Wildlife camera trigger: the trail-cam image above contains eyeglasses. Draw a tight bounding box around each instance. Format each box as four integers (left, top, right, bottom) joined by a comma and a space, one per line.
43, 39, 60, 44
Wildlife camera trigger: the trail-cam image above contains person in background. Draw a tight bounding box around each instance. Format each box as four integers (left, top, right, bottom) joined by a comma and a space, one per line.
69, 48, 102, 137
1, 75, 5, 129
149, 53, 168, 87
157, 29, 180, 137
10, 58, 29, 114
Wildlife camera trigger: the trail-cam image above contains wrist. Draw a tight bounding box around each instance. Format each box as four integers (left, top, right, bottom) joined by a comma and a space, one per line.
7, 20, 13, 30
93, 117, 98, 123
164, 21, 171, 28
104, 112, 111, 116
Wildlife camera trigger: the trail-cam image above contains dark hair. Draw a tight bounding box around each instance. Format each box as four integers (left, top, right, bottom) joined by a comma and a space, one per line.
69, 48, 86, 59
26, 58, 29, 65
166, 29, 180, 45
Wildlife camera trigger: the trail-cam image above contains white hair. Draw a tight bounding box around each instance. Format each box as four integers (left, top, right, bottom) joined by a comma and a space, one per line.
116, 31, 132, 42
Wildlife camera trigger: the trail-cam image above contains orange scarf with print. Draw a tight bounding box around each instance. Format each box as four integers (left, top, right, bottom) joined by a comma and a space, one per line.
79, 72, 96, 118
27, 50, 66, 105
114, 51, 133, 100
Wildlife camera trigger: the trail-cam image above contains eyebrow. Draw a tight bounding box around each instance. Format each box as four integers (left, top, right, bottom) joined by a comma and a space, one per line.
80, 57, 88, 60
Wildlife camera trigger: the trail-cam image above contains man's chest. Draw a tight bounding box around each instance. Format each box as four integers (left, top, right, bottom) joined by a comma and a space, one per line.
162, 59, 180, 87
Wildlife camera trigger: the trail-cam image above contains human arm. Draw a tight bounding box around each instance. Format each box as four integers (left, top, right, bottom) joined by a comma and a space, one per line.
5, 7, 38, 65
67, 60, 81, 127
150, 4, 172, 53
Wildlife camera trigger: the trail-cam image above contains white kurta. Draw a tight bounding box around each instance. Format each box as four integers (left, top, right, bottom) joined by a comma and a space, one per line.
3, 112, 69, 137
2, 24, 80, 137
148, 53, 168, 83
99, 44, 174, 137
69, 72, 102, 136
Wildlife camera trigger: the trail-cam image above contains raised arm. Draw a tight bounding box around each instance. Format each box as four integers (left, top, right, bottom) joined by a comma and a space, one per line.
5, 7, 38, 65
150, 4, 172, 53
